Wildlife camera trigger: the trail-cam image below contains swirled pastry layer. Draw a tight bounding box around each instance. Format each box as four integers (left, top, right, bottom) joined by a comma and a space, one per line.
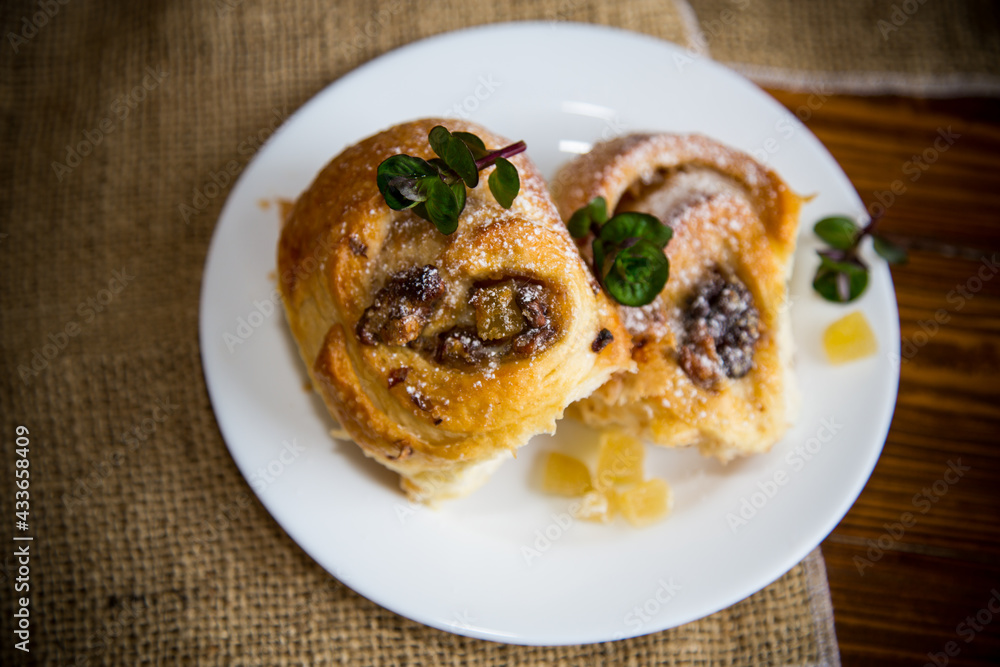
552, 133, 803, 460
278, 119, 632, 502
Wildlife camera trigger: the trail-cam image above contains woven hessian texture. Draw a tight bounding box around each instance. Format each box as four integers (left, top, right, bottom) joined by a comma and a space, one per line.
688, 0, 1000, 95
11, 0, 998, 663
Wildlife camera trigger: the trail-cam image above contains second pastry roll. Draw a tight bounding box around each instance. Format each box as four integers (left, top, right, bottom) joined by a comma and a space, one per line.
552, 133, 803, 461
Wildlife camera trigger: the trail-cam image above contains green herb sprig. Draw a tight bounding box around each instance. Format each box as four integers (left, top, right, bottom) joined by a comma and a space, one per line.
376, 126, 525, 234
567, 196, 673, 307
812, 214, 907, 303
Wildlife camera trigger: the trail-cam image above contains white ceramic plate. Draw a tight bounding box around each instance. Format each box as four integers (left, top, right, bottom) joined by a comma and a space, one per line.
200, 23, 899, 646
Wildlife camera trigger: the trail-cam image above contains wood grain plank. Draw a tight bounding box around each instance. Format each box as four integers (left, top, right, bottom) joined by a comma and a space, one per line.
768, 90, 1000, 666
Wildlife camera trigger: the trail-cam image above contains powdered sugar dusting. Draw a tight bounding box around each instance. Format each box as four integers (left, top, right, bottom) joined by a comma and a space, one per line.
619, 296, 669, 339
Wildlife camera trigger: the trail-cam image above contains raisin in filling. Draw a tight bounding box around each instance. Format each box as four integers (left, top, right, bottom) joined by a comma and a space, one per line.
357, 265, 445, 346
678, 271, 760, 388
435, 327, 489, 366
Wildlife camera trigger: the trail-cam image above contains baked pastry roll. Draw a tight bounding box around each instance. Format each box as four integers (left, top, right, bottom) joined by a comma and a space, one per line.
552, 133, 803, 460
278, 119, 631, 502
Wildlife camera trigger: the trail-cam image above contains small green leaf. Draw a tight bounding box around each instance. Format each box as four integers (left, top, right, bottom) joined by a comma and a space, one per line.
812, 265, 868, 303
416, 177, 461, 235
411, 201, 429, 221
599, 211, 673, 248
814, 216, 860, 250
377, 133, 526, 237
818, 252, 867, 277
872, 235, 908, 264
811, 267, 840, 302
453, 131, 489, 159
601, 239, 670, 307
429, 126, 479, 188
592, 238, 609, 276
376, 155, 437, 210
449, 181, 466, 219
488, 157, 519, 209
567, 197, 608, 238
426, 157, 453, 177
427, 126, 452, 155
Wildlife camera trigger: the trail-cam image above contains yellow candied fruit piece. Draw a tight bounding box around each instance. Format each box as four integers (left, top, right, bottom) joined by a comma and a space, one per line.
571, 490, 614, 523
541, 452, 593, 496
472, 282, 524, 341
606, 487, 620, 515
823, 310, 878, 364
618, 479, 672, 527
595, 431, 644, 489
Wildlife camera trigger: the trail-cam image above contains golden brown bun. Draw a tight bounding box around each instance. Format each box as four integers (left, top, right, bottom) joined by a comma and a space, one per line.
551, 133, 803, 460
278, 118, 632, 502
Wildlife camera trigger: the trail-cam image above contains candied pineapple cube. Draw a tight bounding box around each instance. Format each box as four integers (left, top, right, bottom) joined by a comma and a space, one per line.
823, 310, 877, 364
541, 452, 593, 496
618, 479, 672, 527
472, 282, 524, 340
571, 490, 614, 523
595, 431, 644, 489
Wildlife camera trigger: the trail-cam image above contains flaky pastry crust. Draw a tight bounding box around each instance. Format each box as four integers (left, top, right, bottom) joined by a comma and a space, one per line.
278, 119, 632, 502
552, 133, 803, 460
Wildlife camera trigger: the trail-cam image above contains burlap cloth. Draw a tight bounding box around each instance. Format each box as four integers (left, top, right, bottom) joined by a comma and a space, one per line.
1, 0, 995, 664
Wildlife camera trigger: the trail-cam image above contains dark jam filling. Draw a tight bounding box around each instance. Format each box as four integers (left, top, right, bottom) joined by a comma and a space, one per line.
678, 271, 760, 389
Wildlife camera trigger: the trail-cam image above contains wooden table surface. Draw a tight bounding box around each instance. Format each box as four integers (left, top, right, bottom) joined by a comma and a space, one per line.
766, 91, 1000, 666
